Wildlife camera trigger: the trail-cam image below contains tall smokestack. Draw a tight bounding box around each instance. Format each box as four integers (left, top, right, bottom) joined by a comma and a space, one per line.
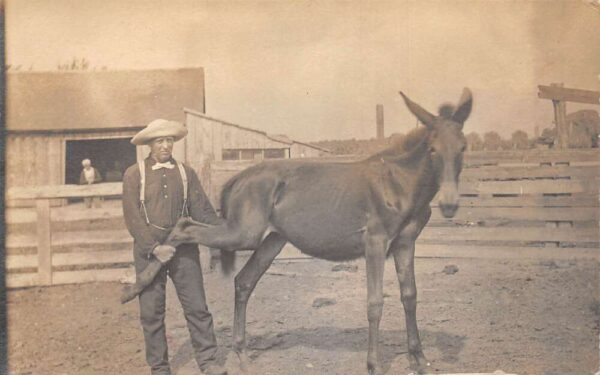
376, 104, 384, 140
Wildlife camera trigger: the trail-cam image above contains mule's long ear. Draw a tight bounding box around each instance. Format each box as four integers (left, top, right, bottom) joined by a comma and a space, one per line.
452, 88, 473, 126
399, 91, 436, 128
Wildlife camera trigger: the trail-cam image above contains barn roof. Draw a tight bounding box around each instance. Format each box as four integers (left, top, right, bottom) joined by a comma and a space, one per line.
183, 108, 330, 153
270, 134, 331, 152
7, 68, 205, 132
267, 134, 294, 145
290, 138, 331, 152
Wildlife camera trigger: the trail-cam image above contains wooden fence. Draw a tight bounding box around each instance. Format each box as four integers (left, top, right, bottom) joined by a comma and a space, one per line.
211, 149, 599, 256
5, 149, 599, 288
5, 183, 128, 288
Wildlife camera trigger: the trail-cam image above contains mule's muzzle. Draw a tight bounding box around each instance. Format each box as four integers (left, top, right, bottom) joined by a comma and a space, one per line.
439, 182, 459, 218
439, 203, 458, 218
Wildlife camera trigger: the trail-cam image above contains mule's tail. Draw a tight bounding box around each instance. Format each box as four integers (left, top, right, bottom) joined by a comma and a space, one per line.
217, 172, 242, 276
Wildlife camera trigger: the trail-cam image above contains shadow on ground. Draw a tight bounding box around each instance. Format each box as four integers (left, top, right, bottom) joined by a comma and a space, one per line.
171, 326, 465, 374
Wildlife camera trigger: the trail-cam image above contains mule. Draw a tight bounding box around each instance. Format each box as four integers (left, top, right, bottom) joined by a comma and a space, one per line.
122, 89, 472, 374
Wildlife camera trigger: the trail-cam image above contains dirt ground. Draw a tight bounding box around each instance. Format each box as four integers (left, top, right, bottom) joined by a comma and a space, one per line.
7, 255, 600, 375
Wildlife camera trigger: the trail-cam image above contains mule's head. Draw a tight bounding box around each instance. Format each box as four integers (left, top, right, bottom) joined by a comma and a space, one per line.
399, 88, 472, 218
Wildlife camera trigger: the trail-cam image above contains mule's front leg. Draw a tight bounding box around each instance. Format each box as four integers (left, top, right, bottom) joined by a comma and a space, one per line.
365, 235, 387, 375
392, 239, 430, 374
232, 233, 286, 371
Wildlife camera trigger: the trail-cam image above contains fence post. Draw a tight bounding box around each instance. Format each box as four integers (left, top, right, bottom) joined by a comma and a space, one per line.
550, 83, 568, 149
36, 198, 52, 285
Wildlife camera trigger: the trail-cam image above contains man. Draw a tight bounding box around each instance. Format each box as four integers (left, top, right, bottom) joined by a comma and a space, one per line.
79, 158, 103, 208
122, 119, 227, 375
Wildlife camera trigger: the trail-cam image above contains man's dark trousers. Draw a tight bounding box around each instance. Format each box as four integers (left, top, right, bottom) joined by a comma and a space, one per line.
135, 243, 218, 375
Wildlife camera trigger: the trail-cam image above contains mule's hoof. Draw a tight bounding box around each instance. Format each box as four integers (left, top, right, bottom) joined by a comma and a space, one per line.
408, 367, 431, 375
367, 363, 383, 375
408, 351, 431, 374
120, 285, 138, 304
234, 350, 251, 372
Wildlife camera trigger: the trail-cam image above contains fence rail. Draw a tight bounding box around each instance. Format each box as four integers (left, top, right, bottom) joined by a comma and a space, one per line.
6, 183, 128, 288
209, 149, 599, 251
6, 149, 600, 288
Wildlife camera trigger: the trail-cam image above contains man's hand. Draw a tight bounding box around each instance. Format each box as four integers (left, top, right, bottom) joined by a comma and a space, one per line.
152, 245, 176, 264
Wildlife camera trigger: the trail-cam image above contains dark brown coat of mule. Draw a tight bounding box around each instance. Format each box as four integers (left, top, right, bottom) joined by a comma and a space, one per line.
122, 89, 473, 375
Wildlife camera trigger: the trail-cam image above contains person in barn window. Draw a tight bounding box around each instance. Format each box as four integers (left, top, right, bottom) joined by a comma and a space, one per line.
79, 158, 103, 208
122, 119, 227, 375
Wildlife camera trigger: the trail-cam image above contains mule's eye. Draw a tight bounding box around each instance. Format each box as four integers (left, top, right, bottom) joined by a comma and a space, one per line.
460, 145, 467, 152
429, 146, 437, 154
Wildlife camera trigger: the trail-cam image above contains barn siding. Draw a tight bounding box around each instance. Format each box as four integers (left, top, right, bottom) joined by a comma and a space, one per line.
7, 137, 21, 186
47, 138, 62, 186
221, 126, 289, 149
184, 112, 294, 193
184, 113, 215, 192
7, 135, 64, 206
290, 143, 325, 158
7, 130, 140, 207
183, 109, 329, 195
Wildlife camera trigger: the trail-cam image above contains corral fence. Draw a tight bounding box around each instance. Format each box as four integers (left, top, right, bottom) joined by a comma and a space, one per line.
211, 149, 599, 256
5, 149, 599, 288
6, 183, 127, 288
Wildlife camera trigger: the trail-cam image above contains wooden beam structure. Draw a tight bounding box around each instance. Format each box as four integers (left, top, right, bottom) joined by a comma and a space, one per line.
538, 83, 600, 149
538, 85, 600, 105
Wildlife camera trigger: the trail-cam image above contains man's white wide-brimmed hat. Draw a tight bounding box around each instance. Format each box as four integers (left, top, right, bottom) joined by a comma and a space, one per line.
131, 119, 188, 146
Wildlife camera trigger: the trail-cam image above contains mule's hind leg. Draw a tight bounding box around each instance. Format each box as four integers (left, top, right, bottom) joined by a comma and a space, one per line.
170, 215, 268, 251
232, 233, 287, 370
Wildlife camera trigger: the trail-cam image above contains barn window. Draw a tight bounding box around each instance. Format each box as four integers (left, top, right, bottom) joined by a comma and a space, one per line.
65, 138, 135, 184
264, 149, 286, 159
222, 148, 287, 160
240, 149, 263, 160
222, 149, 240, 160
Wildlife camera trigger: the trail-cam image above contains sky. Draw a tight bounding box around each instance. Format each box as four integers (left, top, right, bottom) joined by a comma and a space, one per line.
5, 0, 600, 142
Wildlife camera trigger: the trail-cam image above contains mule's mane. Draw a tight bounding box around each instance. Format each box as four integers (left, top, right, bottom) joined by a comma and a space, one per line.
366, 126, 430, 162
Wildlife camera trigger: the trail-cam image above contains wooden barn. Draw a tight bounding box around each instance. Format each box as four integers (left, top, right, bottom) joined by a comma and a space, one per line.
6, 68, 205, 205
182, 109, 331, 203
184, 109, 330, 161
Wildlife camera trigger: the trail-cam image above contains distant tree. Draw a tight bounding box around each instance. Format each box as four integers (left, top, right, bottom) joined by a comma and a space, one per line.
483, 131, 502, 151
311, 135, 399, 155
511, 130, 529, 149
500, 139, 513, 150
567, 110, 600, 148
465, 132, 483, 151
538, 127, 556, 148
57, 57, 91, 71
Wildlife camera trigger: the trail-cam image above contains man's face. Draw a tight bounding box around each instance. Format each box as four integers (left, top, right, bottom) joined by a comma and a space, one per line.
149, 137, 174, 163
